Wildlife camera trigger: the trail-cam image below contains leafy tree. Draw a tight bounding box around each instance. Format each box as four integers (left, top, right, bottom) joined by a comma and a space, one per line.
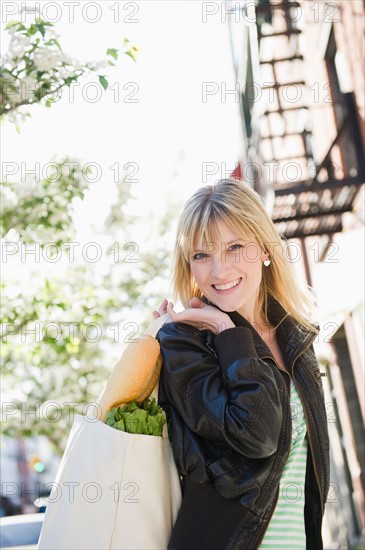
0, 17, 138, 127
1, 17, 177, 455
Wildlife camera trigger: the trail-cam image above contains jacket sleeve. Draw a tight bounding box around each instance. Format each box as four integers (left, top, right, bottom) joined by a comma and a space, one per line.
156, 322, 283, 458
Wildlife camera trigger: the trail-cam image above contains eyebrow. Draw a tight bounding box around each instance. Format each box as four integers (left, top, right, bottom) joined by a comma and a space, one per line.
192, 238, 244, 251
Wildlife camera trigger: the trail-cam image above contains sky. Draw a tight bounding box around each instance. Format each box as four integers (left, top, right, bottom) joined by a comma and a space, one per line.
2, 0, 243, 244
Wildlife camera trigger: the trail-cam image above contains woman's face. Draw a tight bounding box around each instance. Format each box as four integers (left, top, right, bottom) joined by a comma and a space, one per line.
189, 219, 267, 318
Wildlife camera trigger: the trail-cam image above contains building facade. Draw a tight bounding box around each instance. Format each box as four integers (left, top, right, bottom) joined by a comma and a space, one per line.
227, 1, 364, 547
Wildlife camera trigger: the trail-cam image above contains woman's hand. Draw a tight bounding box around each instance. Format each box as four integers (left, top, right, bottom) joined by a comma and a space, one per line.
152, 299, 168, 320
162, 297, 235, 335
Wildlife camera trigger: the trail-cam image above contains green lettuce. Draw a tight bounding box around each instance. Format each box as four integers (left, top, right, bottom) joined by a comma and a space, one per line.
105, 397, 166, 436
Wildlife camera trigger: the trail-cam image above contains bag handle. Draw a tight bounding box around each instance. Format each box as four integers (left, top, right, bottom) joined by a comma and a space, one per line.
145, 313, 171, 402
144, 312, 172, 338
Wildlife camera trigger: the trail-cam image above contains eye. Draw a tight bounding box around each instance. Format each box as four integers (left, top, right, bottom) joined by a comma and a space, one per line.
227, 243, 243, 251
192, 252, 208, 260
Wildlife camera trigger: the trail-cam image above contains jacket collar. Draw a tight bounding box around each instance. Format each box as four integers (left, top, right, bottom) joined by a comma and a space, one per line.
201, 294, 318, 368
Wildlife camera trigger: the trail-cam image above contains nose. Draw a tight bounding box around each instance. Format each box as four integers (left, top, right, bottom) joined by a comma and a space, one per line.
209, 251, 232, 280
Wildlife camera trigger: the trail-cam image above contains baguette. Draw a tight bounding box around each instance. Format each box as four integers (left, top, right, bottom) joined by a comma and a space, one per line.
96, 335, 162, 421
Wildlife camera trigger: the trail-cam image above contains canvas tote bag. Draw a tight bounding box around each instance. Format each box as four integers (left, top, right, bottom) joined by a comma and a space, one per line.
38, 313, 182, 550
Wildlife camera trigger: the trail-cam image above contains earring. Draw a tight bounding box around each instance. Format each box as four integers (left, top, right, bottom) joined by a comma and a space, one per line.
263, 258, 271, 267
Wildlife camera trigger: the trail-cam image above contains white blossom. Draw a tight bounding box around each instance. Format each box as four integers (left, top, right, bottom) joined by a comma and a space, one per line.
33, 48, 62, 72
0, 187, 18, 210
8, 33, 31, 58
49, 212, 65, 226
22, 75, 38, 87
48, 28, 60, 39
57, 66, 74, 79
3, 76, 23, 104
4, 109, 25, 125
16, 184, 35, 200
63, 56, 84, 71
17, 75, 39, 101
2, 18, 119, 125
0, 52, 13, 65
87, 60, 108, 71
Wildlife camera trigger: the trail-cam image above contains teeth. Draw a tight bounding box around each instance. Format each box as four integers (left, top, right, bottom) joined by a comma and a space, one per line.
214, 278, 241, 291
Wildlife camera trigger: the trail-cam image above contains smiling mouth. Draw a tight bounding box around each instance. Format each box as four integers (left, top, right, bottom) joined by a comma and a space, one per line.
212, 278, 242, 291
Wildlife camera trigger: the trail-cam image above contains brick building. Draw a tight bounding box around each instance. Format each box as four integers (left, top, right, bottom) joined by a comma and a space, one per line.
228, 1, 364, 547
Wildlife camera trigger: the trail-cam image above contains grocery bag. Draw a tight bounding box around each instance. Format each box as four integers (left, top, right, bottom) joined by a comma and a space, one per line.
38, 314, 181, 549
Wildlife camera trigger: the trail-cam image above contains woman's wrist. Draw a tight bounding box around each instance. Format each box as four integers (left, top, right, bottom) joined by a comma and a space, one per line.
215, 316, 235, 334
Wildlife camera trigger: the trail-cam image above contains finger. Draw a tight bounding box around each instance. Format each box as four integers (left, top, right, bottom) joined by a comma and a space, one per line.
158, 299, 168, 315
166, 301, 177, 319
190, 297, 204, 308
152, 311, 160, 319
166, 303, 202, 327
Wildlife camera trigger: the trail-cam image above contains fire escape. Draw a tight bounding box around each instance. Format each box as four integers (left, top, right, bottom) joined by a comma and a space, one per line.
252, 3, 365, 546
255, 0, 365, 243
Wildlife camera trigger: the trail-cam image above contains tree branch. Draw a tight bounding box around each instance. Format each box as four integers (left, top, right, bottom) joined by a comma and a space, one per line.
1, 81, 67, 115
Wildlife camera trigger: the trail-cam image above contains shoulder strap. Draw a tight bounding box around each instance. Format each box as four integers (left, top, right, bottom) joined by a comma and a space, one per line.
144, 312, 172, 338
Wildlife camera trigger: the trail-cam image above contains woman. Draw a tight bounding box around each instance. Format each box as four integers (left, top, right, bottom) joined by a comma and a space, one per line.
153, 179, 329, 550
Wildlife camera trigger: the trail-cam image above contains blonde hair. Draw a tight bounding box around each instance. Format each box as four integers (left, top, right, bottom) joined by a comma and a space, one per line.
171, 179, 319, 333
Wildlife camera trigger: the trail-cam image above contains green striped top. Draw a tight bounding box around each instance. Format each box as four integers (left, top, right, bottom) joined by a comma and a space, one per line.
259, 380, 307, 550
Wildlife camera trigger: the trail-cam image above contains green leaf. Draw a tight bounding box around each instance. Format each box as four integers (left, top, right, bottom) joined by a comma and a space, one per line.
5, 20, 25, 31
26, 24, 38, 37
64, 75, 79, 86
37, 24, 46, 37
35, 17, 54, 27
107, 48, 119, 60
45, 38, 62, 50
35, 20, 53, 37
35, 18, 53, 28
125, 47, 138, 63
98, 75, 108, 91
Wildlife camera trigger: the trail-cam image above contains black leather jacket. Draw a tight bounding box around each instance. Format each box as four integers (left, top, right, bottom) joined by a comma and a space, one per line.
156, 296, 330, 550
